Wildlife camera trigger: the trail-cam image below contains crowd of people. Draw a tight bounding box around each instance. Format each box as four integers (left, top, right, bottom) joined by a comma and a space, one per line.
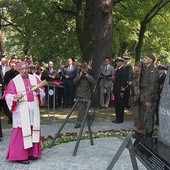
97, 54, 167, 141
0, 53, 168, 164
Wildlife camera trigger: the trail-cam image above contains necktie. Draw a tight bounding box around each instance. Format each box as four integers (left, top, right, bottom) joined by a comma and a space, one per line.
69, 65, 72, 70
105, 65, 107, 74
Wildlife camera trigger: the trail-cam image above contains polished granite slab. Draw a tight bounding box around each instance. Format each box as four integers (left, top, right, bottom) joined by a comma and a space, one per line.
134, 137, 170, 170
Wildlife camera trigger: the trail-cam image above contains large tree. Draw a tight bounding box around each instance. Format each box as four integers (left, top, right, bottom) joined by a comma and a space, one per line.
92, 0, 113, 76
90, 0, 113, 106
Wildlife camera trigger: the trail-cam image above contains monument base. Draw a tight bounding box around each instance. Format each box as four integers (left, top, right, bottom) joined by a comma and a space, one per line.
134, 137, 170, 170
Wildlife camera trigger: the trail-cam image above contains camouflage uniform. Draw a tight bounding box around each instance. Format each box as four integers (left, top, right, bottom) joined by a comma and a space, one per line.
74, 73, 95, 122
74, 74, 95, 100
140, 64, 158, 135
130, 71, 143, 132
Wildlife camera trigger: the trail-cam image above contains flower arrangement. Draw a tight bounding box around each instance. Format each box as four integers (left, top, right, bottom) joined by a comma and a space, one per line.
41, 129, 133, 149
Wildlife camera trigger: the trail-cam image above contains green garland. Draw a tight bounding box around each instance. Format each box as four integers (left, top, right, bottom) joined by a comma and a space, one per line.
41, 129, 133, 150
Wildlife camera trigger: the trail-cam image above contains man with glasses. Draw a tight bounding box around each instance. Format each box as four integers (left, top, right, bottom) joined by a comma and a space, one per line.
3, 61, 45, 164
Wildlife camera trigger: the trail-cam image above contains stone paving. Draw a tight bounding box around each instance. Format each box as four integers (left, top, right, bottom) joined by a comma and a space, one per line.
0, 121, 147, 170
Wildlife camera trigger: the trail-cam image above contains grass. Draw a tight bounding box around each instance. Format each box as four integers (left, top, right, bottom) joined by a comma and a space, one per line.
1, 106, 133, 129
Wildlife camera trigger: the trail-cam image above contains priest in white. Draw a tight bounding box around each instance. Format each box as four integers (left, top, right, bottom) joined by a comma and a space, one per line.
3, 61, 45, 164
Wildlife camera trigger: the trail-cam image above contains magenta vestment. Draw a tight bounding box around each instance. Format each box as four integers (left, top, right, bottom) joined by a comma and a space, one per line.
4, 75, 44, 161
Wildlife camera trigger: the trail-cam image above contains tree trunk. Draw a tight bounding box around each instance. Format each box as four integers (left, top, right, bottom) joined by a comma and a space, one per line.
82, 0, 95, 63
92, 0, 113, 107
75, 0, 84, 54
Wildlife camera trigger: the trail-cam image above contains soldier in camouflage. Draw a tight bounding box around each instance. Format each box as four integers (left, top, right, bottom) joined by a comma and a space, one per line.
140, 54, 159, 138
130, 61, 144, 139
155, 65, 167, 125
73, 64, 95, 128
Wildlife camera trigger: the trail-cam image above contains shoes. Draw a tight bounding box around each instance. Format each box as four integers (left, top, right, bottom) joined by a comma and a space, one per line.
15, 160, 30, 164
112, 120, 123, 124
132, 132, 144, 139
28, 156, 38, 160
74, 123, 81, 129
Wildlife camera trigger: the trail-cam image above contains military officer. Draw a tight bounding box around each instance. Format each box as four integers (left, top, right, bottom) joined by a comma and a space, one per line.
112, 57, 127, 123
155, 65, 167, 125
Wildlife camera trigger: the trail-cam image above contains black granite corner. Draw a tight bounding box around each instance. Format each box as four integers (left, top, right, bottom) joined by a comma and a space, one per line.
134, 137, 170, 170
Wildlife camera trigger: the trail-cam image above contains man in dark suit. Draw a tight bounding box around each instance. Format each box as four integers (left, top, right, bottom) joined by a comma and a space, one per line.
123, 56, 133, 109
62, 58, 77, 108
112, 57, 127, 124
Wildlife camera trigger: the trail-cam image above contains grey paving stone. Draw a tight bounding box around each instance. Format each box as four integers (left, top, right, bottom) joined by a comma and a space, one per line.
0, 122, 146, 170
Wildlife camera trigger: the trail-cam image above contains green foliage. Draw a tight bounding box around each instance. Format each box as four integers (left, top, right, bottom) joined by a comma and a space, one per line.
2, 0, 81, 65
112, 0, 170, 60
143, 10, 170, 63
41, 129, 133, 150
1, 0, 170, 63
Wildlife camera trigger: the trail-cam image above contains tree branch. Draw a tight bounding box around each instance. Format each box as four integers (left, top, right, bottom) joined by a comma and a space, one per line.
1, 23, 11, 27
142, 0, 170, 24
0, 16, 24, 34
55, 5, 76, 16
113, 0, 126, 6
